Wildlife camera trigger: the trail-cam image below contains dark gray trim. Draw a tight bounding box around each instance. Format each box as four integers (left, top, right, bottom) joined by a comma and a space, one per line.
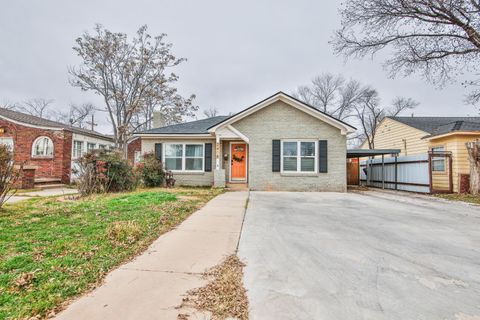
319, 140, 328, 173
204, 143, 212, 172
272, 140, 281, 172
155, 143, 162, 161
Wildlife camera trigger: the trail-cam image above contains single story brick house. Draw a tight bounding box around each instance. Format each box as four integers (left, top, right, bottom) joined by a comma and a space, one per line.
135, 92, 356, 191
0, 108, 116, 184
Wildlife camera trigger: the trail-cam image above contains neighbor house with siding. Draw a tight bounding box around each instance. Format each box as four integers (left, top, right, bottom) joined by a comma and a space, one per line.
135, 92, 356, 191
359, 116, 480, 193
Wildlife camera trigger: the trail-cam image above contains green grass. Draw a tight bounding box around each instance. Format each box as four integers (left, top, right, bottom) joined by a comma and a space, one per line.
0, 187, 223, 320
435, 193, 480, 205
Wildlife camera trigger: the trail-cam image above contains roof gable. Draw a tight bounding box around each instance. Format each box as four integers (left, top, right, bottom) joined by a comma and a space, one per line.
208, 92, 356, 135
0, 108, 113, 141
389, 116, 480, 136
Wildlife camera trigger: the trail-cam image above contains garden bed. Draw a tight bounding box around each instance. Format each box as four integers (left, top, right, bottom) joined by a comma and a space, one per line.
0, 187, 222, 319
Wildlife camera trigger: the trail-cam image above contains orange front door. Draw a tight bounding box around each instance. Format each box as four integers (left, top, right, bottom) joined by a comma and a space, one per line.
231, 143, 247, 181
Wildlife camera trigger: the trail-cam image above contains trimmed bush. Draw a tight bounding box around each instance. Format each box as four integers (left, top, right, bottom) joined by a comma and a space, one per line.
76, 149, 138, 196
137, 152, 166, 187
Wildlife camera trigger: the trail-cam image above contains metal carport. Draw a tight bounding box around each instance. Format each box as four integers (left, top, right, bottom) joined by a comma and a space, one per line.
347, 149, 401, 189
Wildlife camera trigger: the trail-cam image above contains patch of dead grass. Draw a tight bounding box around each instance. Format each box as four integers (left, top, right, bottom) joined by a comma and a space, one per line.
180, 255, 249, 320
106, 220, 142, 246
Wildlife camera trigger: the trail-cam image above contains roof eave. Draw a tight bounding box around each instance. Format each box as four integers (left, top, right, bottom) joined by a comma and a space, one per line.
422, 130, 480, 140
208, 92, 356, 134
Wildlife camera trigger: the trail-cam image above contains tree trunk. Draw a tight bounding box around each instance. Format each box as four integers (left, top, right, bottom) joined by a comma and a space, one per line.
466, 140, 480, 195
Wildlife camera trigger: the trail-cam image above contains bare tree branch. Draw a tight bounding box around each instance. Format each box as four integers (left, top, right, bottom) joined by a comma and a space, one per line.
332, 0, 480, 97
16, 98, 54, 118
69, 24, 198, 157
203, 106, 219, 118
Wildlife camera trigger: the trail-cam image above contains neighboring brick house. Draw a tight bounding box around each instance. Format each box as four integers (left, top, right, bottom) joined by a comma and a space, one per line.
127, 137, 142, 165
0, 108, 115, 184
134, 92, 356, 191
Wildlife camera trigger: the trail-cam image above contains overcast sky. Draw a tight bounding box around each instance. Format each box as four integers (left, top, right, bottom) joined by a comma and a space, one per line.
0, 0, 477, 133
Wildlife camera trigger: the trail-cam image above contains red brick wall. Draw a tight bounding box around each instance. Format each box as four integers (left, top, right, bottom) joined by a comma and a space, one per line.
0, 119, 72, 183
127, 138, 141, 164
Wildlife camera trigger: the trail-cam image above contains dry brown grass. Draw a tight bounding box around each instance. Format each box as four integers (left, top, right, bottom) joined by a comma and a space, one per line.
106, 220, 142, 246
180, 255, 249, 320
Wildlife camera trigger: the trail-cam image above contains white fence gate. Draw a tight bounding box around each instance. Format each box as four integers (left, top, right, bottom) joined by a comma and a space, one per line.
359, 154, 430, 193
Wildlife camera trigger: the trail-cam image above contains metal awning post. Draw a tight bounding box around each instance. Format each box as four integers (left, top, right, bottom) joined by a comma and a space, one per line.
381, 154, 385, 189
367, 156, 373, 187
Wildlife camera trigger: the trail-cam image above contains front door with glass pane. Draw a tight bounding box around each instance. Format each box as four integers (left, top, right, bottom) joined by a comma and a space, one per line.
230, 143, 247, 181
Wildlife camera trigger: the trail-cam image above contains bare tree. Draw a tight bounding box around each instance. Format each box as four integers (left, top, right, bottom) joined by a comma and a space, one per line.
292, 73, 364, 120
203, 106, 219, 118
56, 103, 96, 128
0, 100, 18, 110
69, 24, 198, 156
16, 98, 54, 118
332, 0, 480, 96
356, 91, 418, 149
130, 87, 197, 132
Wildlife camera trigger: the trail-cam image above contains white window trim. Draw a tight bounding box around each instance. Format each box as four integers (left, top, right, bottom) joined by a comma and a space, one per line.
31, 136, 54, 158
431, 145, 446, 172
87, 142, 97, 151
134, 151, 142, 164
163, 142, 205, 173
73, 140, 84, 159
0, 137, 14, 151
280, 139, 318, 173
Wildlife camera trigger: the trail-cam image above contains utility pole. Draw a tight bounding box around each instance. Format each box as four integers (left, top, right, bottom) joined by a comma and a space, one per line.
86, 114, 98, 131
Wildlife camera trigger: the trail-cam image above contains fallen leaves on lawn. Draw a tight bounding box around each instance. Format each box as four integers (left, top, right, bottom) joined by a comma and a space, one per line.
179, 255, 249, 320
14, 271, 37, 289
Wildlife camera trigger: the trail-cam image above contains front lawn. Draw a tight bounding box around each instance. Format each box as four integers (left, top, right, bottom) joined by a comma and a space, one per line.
435, 193, 480, 205
0, 187, 222, 320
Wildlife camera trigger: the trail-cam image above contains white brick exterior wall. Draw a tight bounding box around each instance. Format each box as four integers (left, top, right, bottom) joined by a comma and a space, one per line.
141, 138, 216, 186
139, 100, 348, 191
232, 101, 347, 191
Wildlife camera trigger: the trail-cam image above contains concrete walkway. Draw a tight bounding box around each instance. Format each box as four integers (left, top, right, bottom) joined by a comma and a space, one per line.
6, 187, 79, 204
55, 191, 248, 320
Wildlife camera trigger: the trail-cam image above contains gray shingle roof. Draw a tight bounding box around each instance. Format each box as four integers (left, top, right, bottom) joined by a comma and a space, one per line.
0, 108, 113, 140
389, 116, 480, 137
137, 116, 229, 134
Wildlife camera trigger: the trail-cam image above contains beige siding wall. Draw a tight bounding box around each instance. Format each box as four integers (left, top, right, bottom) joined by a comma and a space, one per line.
231, 101, 347, 191
429, 134, 480, 192
360, 118, 429, 156
141, 137, 215, 186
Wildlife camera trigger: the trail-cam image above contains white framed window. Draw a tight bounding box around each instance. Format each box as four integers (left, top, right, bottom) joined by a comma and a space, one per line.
0, 137, 14, 151
281, 140, 317, 173
431, 146, 445, 172
164, 143, 204, 172
32, 136, 54, 157
87, 143, 96, 152
99, 144, 107, 150
134, 151, 142, 164
73, 140, 84, 158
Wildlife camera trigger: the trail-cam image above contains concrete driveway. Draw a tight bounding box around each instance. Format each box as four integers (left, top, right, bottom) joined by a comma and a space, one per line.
238, 191, 480, 320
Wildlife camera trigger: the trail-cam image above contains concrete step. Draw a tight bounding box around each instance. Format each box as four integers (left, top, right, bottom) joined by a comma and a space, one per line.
226, 183, 249, 191
34, 183, 67, 190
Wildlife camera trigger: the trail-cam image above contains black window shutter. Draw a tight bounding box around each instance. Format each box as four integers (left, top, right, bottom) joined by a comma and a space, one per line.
319, 140, 328, 173
204, 143, 212, 172
272, 140, 281, 172
155, 143, 162, 161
